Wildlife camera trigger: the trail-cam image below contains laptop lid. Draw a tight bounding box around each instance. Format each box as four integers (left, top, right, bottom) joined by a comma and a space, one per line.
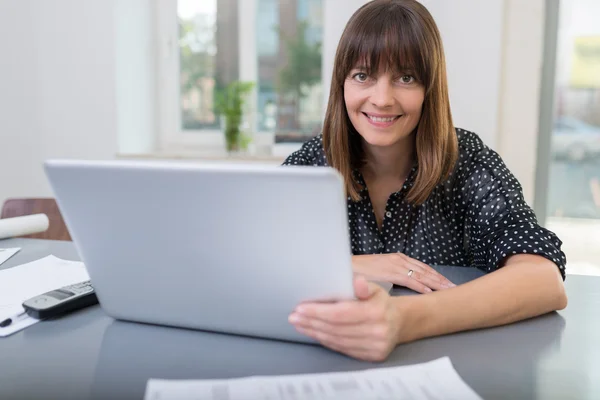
44, 159, 355, 343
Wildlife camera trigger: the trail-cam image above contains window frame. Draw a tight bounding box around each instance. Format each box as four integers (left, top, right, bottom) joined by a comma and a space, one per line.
154, 0, 260, 154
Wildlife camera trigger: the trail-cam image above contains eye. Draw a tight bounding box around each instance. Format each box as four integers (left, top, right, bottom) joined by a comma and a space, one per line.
399, 75, 415, 84
352, 72, 369, 83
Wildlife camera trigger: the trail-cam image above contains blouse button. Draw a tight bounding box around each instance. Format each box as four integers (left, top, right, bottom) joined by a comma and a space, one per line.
385, 211, 392, 218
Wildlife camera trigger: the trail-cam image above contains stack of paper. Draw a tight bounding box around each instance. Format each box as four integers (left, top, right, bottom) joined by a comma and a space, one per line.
0, 247, 20, 266
0, 255, 90, 337
144, 357, 482, 400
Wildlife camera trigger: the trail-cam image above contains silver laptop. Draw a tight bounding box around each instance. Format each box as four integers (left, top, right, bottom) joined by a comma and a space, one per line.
44, 159, 355, 343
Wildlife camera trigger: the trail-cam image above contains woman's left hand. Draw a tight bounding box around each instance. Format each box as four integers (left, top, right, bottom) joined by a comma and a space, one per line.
288, 276, 401, 362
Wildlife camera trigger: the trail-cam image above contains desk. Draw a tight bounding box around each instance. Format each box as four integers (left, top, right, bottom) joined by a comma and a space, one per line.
0, 238, 599, 400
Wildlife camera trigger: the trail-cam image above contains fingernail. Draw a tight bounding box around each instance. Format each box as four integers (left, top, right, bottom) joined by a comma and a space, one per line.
288, 313, 300, 323
445, 283, 456, 288
295, 305, 306, 314
425, 287, 432, 293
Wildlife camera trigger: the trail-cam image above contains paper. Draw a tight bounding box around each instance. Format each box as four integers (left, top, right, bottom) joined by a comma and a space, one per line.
0, 255, 89, 337
0, 214, 49, 240
144, 357, 482, 400
0, 247, 20, 266
0, 305, 39, 336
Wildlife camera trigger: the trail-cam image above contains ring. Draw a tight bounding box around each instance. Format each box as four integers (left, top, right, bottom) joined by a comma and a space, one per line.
407, 269, 414, 278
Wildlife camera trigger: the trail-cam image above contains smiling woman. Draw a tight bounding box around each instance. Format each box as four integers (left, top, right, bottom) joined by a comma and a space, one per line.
282, 0, 567, 362
323, 0, 456, 205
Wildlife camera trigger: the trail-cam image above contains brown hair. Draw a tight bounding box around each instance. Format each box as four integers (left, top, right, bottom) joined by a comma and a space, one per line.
323, 0, 458, 205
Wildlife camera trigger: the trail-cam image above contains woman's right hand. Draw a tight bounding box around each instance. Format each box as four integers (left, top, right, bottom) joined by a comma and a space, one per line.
352, 253, 456, 294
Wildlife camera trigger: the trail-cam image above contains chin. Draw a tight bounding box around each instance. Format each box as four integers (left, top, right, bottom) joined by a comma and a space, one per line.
359, 129, 409, 148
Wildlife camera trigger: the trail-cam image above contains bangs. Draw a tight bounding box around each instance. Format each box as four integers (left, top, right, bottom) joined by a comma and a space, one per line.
338, 4, 430, 85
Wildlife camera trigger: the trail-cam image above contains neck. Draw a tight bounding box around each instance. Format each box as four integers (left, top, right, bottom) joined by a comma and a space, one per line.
362, 134, 415, 180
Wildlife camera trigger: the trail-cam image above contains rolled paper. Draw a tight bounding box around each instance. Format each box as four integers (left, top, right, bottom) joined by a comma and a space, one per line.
0, 214, 50, 240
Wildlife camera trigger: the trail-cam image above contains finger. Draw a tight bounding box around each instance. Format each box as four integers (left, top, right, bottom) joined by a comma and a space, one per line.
354, 276, 381, 300
295, 327, 391, 362
319, 340, 371, 360
405, 257, 455, 286
396, 271, 433, 294
320, 338, 384, 361
295, 301, 370, 325
293, 325, 372, 352
289, 312, 375, 338
321, 340, 387, 362
404, 256, 442, 277
391, 253, 451, 286
401, 259, 454, 288
405, 269, 449, 291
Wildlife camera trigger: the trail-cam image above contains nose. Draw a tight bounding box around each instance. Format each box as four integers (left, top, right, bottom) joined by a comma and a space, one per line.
369, 79, 394, 108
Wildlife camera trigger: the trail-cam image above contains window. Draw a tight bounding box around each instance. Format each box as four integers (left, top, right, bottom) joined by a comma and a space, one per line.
178, 0, 220, 131
156, 0, 324, 154
545, 0, 600, 276
258, 0, 324, 143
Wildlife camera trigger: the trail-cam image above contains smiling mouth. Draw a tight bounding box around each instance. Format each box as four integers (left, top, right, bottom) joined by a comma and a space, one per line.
362, 112, 402, 124
363, 112, 402, 123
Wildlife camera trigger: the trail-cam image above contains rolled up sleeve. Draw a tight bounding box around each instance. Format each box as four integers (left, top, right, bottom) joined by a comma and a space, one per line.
460, 146, 567, 279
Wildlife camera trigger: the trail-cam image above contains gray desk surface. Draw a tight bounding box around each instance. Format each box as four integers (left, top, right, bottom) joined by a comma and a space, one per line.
0, 238, 599, 400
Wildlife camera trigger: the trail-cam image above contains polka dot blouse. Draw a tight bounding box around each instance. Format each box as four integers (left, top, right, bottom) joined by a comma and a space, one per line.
282, 128, 567, 279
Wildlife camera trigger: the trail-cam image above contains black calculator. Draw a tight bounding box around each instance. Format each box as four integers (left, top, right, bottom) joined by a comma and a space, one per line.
22, 280, 99, 319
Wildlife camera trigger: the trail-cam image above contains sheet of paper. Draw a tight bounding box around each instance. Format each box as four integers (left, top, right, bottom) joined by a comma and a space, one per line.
0, 247, 20, 266
0, 255, 89, 337
0, 305, 39, 336
144, 357, 482, 400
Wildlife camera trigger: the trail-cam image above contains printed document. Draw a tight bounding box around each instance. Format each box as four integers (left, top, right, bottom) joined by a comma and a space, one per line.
144, 357, 482, 400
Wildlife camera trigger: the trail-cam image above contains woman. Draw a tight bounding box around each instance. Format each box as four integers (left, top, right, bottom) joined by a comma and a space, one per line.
283, 0, 567, 362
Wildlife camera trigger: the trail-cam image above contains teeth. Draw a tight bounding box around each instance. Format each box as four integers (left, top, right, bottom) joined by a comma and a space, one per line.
368, 115, 396, 122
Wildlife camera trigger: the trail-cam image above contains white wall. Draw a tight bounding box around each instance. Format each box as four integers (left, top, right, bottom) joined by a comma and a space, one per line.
0, 1, 46, 206
0, 0, 153, 206
423, 0, 505, 149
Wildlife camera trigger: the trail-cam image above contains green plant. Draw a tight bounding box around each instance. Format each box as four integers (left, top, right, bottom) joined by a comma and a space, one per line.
214, 81, 255, 152
239, 132, 253, 151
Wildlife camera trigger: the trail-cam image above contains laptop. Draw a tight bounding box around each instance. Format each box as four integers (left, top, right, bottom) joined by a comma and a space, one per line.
44, 159, 355, 343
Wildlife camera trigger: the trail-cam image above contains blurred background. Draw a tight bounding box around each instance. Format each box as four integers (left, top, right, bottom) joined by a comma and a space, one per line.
0, 0, 598, 275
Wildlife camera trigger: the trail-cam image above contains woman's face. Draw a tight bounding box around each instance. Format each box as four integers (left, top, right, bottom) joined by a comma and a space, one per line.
344, 66, 425, 148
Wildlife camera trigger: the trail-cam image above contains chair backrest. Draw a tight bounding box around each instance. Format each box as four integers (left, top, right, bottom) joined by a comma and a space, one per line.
0, 198, 72, 241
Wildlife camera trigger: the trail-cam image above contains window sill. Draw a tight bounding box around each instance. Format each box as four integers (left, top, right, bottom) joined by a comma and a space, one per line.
116, 142, 303, 164
116, 151, 286, 164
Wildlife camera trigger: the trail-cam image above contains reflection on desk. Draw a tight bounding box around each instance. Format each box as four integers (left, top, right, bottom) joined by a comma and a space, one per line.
90, 311, 566, 400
